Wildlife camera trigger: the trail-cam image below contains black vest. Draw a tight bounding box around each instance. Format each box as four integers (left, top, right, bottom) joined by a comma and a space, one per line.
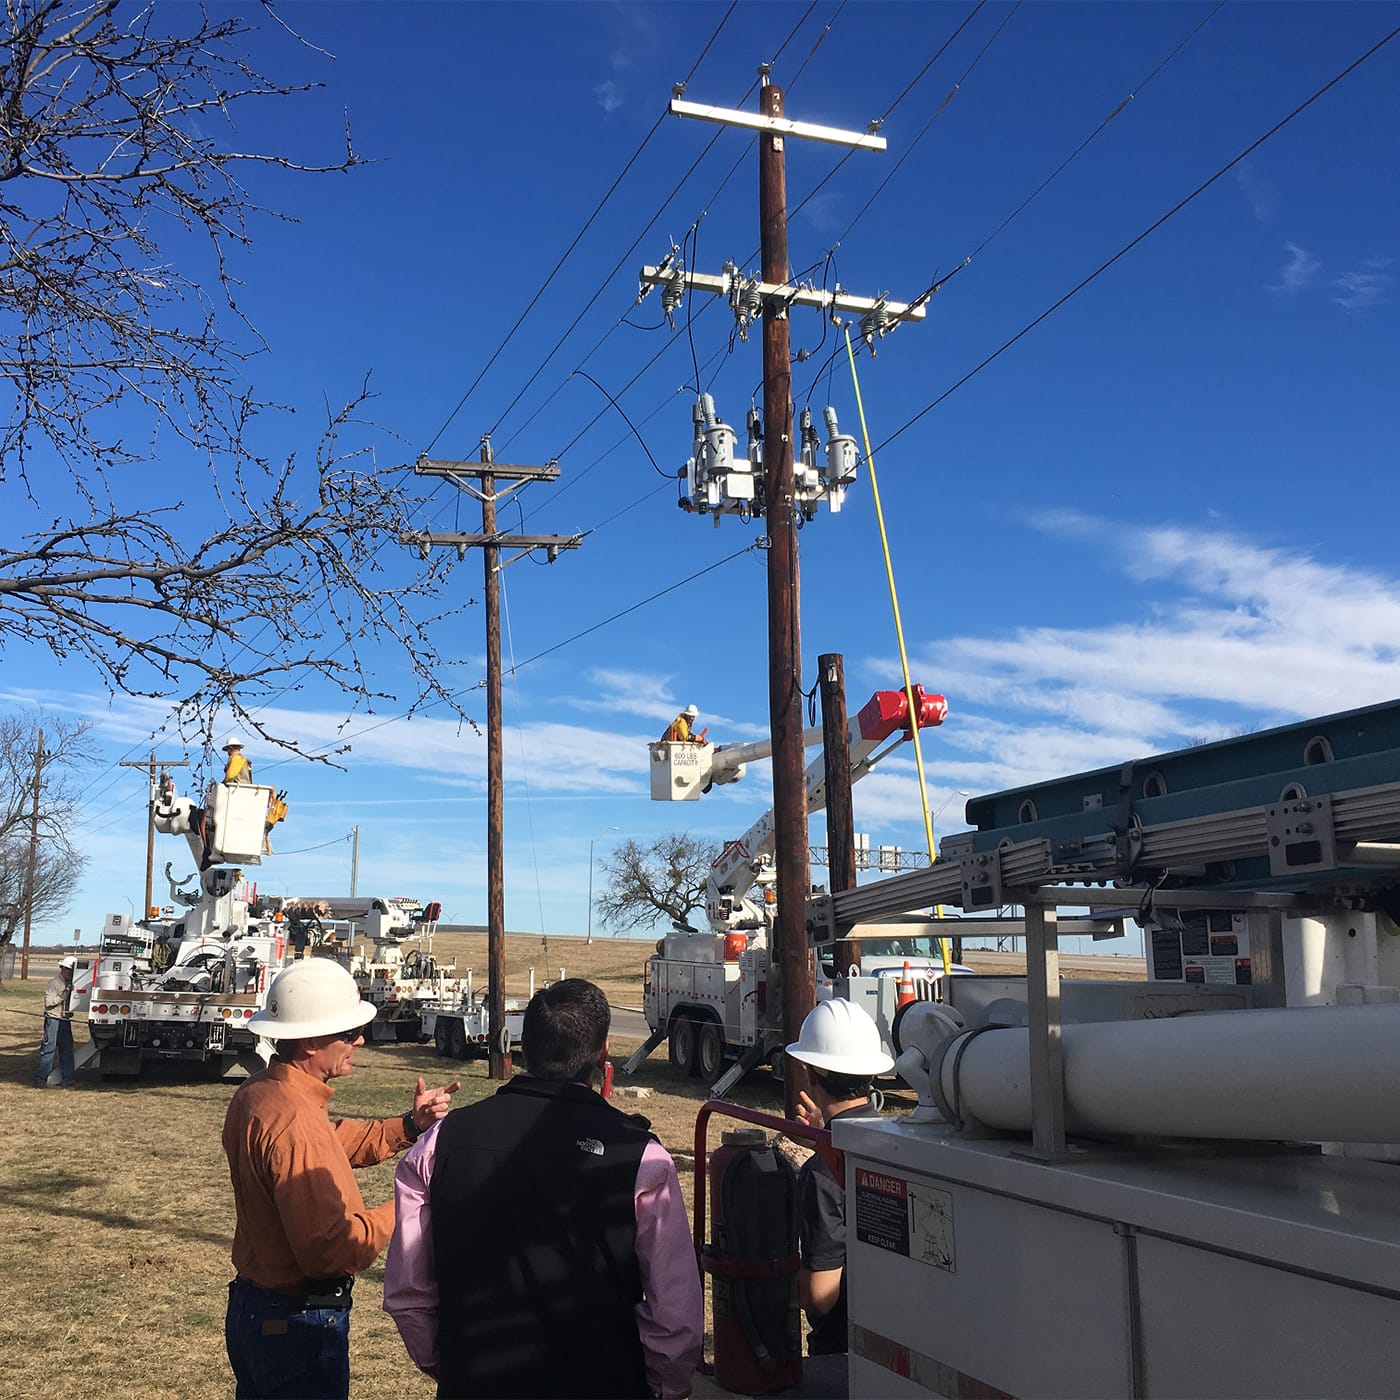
430, 1076, 654, 1399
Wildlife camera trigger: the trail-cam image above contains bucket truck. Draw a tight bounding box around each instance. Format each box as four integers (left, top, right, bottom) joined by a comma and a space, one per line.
801, 696, 1400, 1397
624, 687, 954, 1092
81, 777, 294, 1078
80, 775, 451, 1077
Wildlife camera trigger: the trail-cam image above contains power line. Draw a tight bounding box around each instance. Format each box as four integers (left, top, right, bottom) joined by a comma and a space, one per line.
420, 3, 741, 458
872, 20, 1400, 459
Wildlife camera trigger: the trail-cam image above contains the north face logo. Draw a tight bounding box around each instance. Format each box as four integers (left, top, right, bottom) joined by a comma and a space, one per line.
576, 1137, 604, 1156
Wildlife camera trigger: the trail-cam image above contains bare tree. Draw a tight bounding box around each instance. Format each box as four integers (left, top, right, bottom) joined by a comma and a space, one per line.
0, 711, 95, 953
596, 832, 717, 934
0, 2, 477, 753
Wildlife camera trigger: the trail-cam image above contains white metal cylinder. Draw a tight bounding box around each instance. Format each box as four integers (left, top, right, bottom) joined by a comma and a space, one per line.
938, 1004, 1400, 1142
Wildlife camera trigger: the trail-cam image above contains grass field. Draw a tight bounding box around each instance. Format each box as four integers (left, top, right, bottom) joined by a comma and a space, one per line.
1, 934, 1140, 1398
0, 937, 788, 1400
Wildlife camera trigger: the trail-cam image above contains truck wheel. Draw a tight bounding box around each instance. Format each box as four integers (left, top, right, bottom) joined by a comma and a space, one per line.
447, 1020, 468, 1060
434, 1019, 451, 1057
668, 1016, 697, 1077
697, 1020, 725, 1085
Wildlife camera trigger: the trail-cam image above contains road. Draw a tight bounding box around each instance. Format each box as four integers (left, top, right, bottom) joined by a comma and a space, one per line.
610, 1005, 650, 1040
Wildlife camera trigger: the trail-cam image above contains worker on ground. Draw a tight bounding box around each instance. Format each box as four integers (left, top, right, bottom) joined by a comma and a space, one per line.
383, 978, 704, 1398
661, 703, 707, 744
224, 740, 253, 784
33, 956, 78, 1088
222, 958, 460, 1399
786, 999, 893, 1357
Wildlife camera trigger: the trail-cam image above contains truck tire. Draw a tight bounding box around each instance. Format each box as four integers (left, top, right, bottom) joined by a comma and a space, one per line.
668, 1015, 698, 1077
447, 1020, 468, 1060
697, 1020, 725, 1085
434, 1019, 451, 1057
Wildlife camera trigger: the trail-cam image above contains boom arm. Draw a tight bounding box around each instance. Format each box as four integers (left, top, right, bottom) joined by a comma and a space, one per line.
703, 687, 947, 930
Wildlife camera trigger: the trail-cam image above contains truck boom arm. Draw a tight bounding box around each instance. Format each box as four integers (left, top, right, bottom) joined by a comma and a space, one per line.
705, 687, 947, 928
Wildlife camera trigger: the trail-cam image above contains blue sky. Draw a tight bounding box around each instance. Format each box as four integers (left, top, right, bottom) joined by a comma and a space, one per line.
9, 0, 1400, 955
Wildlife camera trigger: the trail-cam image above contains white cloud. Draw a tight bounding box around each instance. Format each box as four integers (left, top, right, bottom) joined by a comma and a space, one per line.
1270, 241, 1320, 295
574, 668, 768, 738
1233, 163, 1278, 224
875, 519, 1400, 796
1332, 257, 1394, 313
594, 80, 623, 114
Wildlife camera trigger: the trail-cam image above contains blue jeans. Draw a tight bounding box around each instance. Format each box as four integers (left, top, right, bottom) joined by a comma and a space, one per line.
34, 1015, 74, 1086
225, 1277, 351, 1399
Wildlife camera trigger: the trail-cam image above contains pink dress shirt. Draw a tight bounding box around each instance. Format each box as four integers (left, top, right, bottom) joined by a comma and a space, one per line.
384, 1117, 703, 1398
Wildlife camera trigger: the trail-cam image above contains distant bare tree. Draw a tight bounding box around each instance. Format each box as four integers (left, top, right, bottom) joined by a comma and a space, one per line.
597, 833, 717, 933
0, 711, 95, 953
0, 2, 477, 753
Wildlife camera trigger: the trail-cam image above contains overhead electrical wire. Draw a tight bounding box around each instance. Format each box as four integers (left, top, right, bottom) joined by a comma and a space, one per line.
871, 19, 1400, 459
951, 0, 1227, 281
419, 0, 741, 458
786, 0, 987, 229
489, 0, 825, 451
832, 0, 1022, 247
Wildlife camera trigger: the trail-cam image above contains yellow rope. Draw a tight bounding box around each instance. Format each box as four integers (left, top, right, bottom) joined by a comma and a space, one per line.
843, 328, 952, 978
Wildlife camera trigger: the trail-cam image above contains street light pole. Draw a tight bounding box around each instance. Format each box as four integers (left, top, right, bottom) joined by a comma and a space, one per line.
587, 838, 597, 945
586, 827, 620, 945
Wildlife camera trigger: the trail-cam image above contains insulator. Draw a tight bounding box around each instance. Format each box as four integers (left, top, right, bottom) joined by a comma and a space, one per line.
799, 407, 819, 465
860, 300, 893, 352
740, 278, 763, 325
662, 266, 686, 320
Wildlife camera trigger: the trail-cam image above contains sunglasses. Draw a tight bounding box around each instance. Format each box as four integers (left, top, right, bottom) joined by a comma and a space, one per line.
329, 1027, 366, 1044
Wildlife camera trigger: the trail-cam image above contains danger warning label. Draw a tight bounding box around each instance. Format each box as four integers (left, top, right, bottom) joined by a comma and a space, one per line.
854, 1167, 956, 1273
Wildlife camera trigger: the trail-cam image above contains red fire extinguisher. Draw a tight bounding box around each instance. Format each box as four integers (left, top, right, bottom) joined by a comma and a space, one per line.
703, 1129, 802, 1394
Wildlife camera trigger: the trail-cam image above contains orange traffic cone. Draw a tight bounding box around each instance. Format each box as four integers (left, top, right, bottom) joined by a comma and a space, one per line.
896, 960, 916, 1008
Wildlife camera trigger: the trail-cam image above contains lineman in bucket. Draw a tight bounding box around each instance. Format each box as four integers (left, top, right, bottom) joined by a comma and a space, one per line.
787, 998, 893, 1356
222, 958, 460, 1399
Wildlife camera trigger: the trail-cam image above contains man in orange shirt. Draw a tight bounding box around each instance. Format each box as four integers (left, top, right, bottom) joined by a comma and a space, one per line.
223, 959, 459, 1399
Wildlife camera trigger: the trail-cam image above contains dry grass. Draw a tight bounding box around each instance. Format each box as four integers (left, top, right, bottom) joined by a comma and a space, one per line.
0, 936, 1142, 1398
420, 931, 656, 1009
0, 938, 784, 1400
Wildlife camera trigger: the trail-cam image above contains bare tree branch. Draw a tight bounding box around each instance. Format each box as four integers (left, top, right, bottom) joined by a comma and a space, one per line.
0, 3, 484, 756
0, 709, 95, 944
597, 833, 717, 934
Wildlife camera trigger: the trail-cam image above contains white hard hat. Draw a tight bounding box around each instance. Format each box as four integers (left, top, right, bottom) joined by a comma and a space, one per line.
683, 704, 699, 718
247, 959, 377, 1041
59, 956, 77, 971
222, 740, 243, 752
786, 998, 894, 1076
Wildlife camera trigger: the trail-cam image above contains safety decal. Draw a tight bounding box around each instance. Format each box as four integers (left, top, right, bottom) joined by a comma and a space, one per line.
853, 1168, 956, 1273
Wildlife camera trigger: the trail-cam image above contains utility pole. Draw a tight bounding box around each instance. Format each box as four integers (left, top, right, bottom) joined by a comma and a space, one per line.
818, 654, 861, 980
403, 440, 580, 1078
20, 729, 42, 981
643, 73, 924, 1116
350, 826, 360, 897
757, 76, 813, 1112
120, 753, 190, 921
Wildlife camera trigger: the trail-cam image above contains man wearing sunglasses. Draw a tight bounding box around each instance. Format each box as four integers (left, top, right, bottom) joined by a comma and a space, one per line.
223, 957, 460, 1399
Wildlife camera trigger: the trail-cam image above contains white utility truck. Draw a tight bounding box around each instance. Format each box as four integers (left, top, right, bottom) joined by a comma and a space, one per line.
275, 895, 457, 1041
804, 698, 1400, 1398
421, 969, 528, 1061
624, 687, 960, 1092
82, 777, 293, 1078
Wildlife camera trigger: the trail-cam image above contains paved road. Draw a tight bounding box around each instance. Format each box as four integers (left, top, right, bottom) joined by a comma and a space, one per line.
610, 1005, 650, 1040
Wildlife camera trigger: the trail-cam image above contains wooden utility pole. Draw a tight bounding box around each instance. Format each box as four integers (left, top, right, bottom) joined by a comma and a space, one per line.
120, 753, 189, 921
759, 74, 812, 1118
20, 729, 42, 981
643, 76, 922, 1115
818, 653, 861, 979
404, 441, 580, 1078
